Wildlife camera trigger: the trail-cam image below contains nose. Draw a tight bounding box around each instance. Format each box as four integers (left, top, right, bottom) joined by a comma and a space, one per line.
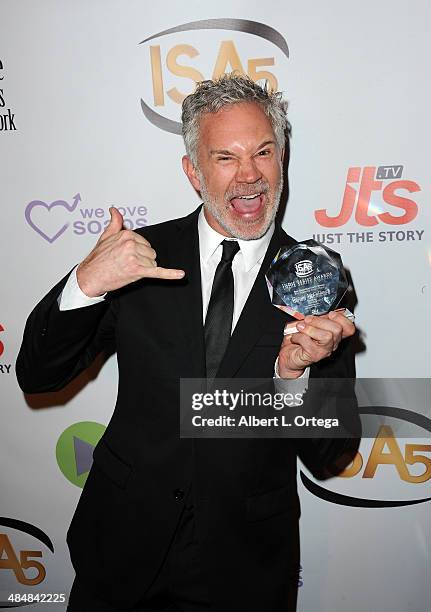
235, 158, 262, 184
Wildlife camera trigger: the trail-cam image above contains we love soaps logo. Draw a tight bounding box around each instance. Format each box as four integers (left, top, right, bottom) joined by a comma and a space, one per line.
24, 193, 148, 243
25, 193, 82, 243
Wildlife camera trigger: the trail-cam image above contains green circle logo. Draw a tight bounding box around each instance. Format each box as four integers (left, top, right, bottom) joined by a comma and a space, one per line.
56, 421, 106, 488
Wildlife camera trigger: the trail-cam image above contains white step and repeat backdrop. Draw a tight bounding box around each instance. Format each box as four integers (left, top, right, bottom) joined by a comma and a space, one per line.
1, 1, 430, 610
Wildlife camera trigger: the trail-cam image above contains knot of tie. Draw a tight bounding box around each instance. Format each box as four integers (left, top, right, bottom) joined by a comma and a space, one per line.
221, 239, 240, 263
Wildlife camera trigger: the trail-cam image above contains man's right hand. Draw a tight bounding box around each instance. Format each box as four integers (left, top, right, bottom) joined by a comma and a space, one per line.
76, 207, 185, 297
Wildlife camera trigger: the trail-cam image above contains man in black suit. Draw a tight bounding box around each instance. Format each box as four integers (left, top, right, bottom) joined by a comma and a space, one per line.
17, 75, 357, 611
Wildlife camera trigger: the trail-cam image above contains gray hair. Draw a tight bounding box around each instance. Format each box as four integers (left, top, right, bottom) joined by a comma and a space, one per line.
181, 74, 289, 167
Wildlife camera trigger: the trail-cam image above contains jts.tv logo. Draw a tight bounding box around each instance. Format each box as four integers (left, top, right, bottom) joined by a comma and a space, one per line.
315, 165, 421, 228
0, 324, 12, 375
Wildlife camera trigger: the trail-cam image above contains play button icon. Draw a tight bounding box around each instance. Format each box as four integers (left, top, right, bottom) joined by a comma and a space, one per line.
73, 436, 96, 476
56, 421, 106, 488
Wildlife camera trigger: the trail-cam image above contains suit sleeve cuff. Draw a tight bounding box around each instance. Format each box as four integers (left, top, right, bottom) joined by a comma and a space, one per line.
59, 266, 107, 311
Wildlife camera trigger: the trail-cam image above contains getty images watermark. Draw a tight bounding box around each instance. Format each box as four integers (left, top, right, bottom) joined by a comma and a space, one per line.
180, 378, 431, 440
189, 388, 336, 430
180, 378, 359, 439
188, 387, 340, 431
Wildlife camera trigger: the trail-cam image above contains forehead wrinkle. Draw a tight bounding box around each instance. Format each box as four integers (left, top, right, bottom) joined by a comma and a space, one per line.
210, 148, 235, 156
210, 140, 276, 157
197, 103, 277, 165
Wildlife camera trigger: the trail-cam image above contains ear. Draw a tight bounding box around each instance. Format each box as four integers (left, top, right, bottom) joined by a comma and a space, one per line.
182, 155, 202, 192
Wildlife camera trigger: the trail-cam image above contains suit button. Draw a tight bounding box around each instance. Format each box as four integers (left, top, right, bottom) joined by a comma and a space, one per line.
173, 488, 185, 501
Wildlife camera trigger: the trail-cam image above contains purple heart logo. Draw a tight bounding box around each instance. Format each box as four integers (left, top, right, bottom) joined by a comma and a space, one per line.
25, 193, 82, 243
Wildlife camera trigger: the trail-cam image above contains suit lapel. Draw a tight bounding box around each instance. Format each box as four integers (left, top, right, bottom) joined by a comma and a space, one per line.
165, 210, 297, 379
216, 224, 297, 379
171, 208, 206, 378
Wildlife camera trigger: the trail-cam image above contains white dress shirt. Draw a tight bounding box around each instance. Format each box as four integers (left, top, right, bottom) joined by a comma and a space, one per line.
59, 208, 308, 383
198, 208, 274, 330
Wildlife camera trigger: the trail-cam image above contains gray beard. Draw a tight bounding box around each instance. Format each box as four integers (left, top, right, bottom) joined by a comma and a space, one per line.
198, 171, 283, 241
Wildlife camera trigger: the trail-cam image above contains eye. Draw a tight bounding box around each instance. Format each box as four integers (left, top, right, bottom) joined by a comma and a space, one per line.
216, 156, 233, 162
257, 149, 271, 157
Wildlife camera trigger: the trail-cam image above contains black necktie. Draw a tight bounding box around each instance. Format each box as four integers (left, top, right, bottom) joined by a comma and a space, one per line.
204, 240, 240, 379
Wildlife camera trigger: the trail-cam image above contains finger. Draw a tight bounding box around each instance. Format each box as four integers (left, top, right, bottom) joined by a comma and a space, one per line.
134, 243, 157, 261
134, 256, 157, 269
118, 230, 152, 247
327, 310, 356, 338
296, 320, 338, 347
301, 314, 344, 336
286, 334, 316, 366
101, 207, 124, 239
290, 331, 331, 361
281, 332, 294, 349
141, 266, 185, 280
283, 319, 304, 336
131, 233, 152, 247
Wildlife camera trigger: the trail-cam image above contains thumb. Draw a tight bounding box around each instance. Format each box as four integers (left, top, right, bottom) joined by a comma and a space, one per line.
102, 207, 124, 239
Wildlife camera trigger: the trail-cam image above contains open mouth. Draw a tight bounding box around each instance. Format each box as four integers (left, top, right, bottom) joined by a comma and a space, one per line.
229, 192, 264, 216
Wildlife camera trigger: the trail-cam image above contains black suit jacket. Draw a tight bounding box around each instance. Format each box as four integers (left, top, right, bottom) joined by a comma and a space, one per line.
16, 207, 357, 611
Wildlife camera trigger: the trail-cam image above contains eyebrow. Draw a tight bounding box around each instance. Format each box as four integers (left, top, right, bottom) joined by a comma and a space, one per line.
210, 140, 277, 156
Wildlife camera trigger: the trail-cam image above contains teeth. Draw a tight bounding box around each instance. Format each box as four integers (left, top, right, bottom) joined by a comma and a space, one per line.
238, 193, 260, 200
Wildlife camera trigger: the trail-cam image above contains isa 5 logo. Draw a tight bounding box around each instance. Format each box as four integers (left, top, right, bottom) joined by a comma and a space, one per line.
139, 18, 289, 134
0, 517, 61, 607
301, 404, 431, 508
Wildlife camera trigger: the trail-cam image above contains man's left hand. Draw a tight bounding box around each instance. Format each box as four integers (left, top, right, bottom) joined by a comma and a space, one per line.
277, 311, 355, 379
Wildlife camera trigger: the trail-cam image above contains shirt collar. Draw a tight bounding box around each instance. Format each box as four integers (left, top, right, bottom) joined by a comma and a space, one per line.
198, 207, 274, 272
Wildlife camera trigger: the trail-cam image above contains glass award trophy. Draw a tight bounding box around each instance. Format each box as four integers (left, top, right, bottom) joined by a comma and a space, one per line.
265, 240, 354, 334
